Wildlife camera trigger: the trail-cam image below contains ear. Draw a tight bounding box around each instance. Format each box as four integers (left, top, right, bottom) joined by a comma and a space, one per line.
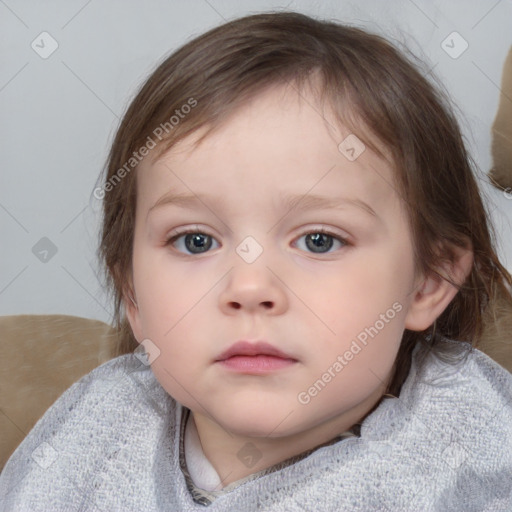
405, 244, 474, 331
123, 283, 144, 344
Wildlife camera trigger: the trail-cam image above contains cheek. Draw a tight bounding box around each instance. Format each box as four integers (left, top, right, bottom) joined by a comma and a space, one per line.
298, 252, 411, 329
131, 251, 210, 345
150, 357, 201, 405
293, 249, 412, 377
313, 301, 406, 378
132, 251, 201, 333
299, 304, 408, 419
144, 318, 209, 403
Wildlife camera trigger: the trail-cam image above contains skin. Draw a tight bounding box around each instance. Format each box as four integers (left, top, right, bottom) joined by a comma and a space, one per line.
125, 82, 472, 487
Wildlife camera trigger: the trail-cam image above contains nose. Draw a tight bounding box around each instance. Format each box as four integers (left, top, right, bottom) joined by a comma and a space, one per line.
218, 262, 288, 316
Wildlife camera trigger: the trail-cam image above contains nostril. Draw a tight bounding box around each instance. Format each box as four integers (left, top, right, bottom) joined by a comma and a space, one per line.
227, 301, 273, 309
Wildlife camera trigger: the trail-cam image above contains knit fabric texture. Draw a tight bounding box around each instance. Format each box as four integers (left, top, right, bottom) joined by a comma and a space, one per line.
180, 406, 361, 505
1, 340, 511, 511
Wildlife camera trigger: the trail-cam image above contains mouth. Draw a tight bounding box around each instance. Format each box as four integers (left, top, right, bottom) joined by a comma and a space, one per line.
215, 340, 298, 374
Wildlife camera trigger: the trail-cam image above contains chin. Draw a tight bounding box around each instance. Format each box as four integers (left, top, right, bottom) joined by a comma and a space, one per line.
214, 406, 303, 439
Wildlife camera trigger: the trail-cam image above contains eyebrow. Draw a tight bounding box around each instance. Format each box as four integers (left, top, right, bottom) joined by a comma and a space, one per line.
147, 190, 378, 219
281, 192, 378, 218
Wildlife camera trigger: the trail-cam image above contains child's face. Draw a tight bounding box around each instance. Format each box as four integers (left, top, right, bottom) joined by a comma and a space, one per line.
126, 83, 420, 440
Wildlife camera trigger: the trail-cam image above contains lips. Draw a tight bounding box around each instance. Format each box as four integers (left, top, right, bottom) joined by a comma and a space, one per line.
215, 340, 296, 362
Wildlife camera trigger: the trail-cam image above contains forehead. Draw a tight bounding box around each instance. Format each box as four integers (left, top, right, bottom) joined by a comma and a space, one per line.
136, 83, 400, 217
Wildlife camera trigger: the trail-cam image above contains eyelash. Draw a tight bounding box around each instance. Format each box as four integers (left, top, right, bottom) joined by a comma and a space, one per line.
164, 227, 350, 255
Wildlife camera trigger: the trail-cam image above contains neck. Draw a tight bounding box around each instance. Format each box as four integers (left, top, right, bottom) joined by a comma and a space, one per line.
190, 384, 386, 487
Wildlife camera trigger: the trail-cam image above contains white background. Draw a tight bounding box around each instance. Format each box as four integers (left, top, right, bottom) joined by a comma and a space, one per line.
1, 0, 511, 324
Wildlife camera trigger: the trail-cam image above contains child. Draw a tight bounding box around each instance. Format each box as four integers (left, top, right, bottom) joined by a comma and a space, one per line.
1, 11, 512, 511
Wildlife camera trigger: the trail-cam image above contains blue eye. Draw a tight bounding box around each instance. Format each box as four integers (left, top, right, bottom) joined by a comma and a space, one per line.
166, 228, 348, 255
294, 230, 348, 254
166, 231, 220, 255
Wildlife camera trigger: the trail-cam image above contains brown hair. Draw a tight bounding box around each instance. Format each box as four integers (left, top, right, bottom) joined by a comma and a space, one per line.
96, 11, 512, 398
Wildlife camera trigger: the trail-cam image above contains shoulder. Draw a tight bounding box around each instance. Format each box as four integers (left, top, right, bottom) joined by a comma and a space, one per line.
410, 342, 512, 412
364, 340, 512, 434
359, 342, 512, 507
344, 342, 512, 510
0, 354, 178, 511
396, 342, 512, 440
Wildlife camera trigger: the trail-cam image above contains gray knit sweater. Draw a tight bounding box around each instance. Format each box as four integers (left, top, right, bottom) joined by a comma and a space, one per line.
1, 341, 511, 511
